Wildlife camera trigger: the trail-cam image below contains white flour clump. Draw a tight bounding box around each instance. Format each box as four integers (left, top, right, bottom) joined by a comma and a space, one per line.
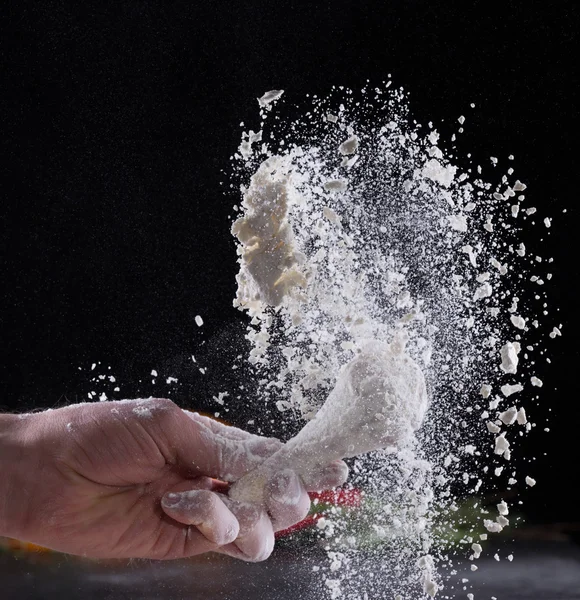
232, 156, 306, 312
230, 340, 428, 504
228, 83, 555, 599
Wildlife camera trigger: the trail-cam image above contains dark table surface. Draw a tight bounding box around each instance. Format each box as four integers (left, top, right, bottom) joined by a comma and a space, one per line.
2, 541, 580, 600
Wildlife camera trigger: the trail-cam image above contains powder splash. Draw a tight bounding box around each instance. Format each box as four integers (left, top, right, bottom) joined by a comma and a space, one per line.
228, 82, 558, 599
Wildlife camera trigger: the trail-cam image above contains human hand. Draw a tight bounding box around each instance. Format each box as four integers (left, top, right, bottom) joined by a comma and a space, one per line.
0, 400, 347, 561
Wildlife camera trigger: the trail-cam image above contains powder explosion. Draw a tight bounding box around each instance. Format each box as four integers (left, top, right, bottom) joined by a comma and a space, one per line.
227, 83, 559, 599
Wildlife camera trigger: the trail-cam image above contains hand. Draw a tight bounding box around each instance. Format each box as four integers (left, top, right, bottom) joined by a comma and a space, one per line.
0, 399, 348, 561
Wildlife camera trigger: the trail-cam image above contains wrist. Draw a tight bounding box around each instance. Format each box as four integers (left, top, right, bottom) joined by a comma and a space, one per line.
0, 413, 35, 538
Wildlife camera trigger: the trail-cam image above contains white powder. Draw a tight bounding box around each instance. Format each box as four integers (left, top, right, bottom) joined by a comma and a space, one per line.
423, 158, 457, 187
227, 84, 553, 600
516, 407, 527, 425
232, 156, 306, 318
499, 407, 518, 425
448, 214, 468, 232
494, 433, 510, 457
473, 282, 492, 300
258, 89, 284, 108
480, 384, 492, 398
500, 342, 520, 374
501, 384, 523, 397
510, 315, 526, 330
497, 501, 509, 515
230, 340, 428, 504
338, 135, 359, 155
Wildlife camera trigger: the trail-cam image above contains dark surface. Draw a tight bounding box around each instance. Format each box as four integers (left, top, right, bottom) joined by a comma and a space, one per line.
2, 542, 580, 600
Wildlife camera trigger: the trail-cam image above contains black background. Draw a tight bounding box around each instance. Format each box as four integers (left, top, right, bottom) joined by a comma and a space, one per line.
1, 1, 578, 525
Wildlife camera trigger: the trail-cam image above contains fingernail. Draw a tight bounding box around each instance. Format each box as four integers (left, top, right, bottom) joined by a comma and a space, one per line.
270, 470, 302, 505
162, 492, 182, 508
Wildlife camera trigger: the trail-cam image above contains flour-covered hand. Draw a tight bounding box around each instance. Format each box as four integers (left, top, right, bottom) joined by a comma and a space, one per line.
0, 400, 347, 561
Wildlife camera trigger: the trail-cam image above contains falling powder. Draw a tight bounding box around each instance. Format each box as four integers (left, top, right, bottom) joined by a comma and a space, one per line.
227, 84, 555, 599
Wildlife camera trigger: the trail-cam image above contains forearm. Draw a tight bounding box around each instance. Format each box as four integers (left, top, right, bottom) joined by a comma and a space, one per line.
0, 413, 33, 538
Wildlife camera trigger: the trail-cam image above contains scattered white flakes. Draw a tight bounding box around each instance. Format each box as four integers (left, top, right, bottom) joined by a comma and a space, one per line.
324, 179, 348, 192
494, 466, 503, 476
497, 516, 509, 527
484, 519, 504, 533
549, 327, 562, 339
507, 554, 514, 562
91, 363, 96, 371
474, 282, 492, 301
487, 421, 501, 434
423, 576, 438, 598
166, 376, 178, 384
525, 476, 536, 487
99, 393, 107, 402
516, 243, 526, 257
458, 115, 465, 125
500, 342, 520, 374
341, 154, 359, 168
544, 217, 552, 228
151, 369, 158, 377
525, 207, 537, 215
501, 384, 523, 397
422, 158, 457, 187
513, 180, 527, 191
464, 444, 476, 455
461, 244, 477, 267
467, 594, 474, 600
133, 406, 153, 418
498, 501, 509, 515
530, 376, 543, 387
515, 408, 527, 425
470, 564, 478, 571
195, 315, 204, 327
490, 257, 508, 275
480, 384, 492, 398
326, 113, 338, 123
448, 214, 468, 232
212, 391, 229, 405
494, 433, 510, 457
323, 206, 341, 223
258, 89, 284, 107
499, 406, 518, 425
471, 543, 483, 558
339, 135, 359, 155
510, 315, 526, 330
494, 554, 500, 561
